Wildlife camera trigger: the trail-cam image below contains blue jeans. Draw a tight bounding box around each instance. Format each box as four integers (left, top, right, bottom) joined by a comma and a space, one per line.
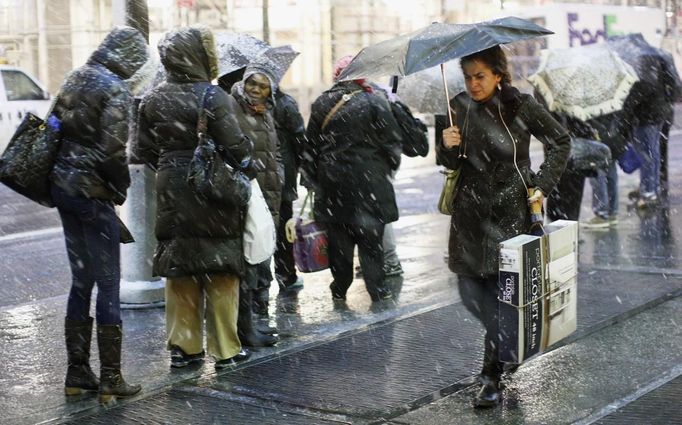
589, 161, 619, 218
51, 184, 121, 325
632, 123, 663, 196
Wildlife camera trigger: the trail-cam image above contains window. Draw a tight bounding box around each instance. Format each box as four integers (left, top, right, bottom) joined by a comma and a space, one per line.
2, 70, 47, 101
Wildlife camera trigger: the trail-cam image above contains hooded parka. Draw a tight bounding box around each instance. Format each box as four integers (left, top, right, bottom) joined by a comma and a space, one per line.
229, 74, 284, 223
436, 85, 570, 277
304, 81, 405, 224
137, 26, 252, 278
51, 26, 149, 205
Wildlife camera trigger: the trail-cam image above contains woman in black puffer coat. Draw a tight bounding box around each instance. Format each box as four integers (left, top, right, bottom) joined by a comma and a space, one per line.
437, 46, 570, 408
137, 25, 253, 370
50, 26, 148, 404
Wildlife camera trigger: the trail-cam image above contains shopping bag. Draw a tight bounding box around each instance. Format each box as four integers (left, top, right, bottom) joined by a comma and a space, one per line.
286, 191, 329, 273
617, 144, 642, 174
0, 112, 61, 207
243, 179, 276, 265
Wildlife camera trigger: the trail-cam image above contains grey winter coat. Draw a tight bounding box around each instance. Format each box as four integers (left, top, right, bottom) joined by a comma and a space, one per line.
137, 26, 252, 278
51, 26, 149, 205
229, 84, 284, 223
436, 86, 570, 277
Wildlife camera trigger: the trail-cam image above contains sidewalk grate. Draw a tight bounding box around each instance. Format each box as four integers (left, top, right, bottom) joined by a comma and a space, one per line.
595, 376, 682, 425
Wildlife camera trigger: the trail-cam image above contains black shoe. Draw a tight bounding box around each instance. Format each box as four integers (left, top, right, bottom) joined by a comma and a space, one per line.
383, 262, 404, 277
473, 376, 501, 408
215, 349, 251, 369
170, 346, 205, 368
330, 282, 346, 300
277, 275, 304, 292
256, 322, 278, 335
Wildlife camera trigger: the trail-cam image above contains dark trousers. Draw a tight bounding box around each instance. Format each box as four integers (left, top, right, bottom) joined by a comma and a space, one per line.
327, 221, 387, 300
52, 184, 121, 325
246, 257, 272, 311
458, 274, 503, 379
274, 200, 297, 284
547, 169, 586, 221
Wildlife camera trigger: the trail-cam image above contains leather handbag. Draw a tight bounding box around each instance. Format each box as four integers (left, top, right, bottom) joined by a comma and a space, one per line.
243, 179, 277, 265
570, 137, 612, 177
187, 87, 251, 207
437, 167, 461, 215
0, 112, 61, 207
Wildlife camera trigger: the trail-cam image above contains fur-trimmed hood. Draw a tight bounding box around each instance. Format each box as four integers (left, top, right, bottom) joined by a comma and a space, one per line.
158, 25, 219, 83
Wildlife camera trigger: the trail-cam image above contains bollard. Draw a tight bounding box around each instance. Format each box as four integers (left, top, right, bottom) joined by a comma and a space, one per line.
120, 164, 165, 309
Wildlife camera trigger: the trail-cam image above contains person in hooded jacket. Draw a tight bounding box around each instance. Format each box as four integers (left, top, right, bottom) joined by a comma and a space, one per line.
273, 87, 306, 292
438, 46, 570, 408
226, 65, 282, 347
302, 55, 407, 302
137, 26, 253, 370
49, 26, 147, 403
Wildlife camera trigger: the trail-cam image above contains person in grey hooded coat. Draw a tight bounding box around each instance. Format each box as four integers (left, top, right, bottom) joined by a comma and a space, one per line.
50, 26, 147, 404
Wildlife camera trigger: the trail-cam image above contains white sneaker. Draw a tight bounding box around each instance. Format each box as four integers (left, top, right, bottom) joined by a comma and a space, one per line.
582, 215, 610, 229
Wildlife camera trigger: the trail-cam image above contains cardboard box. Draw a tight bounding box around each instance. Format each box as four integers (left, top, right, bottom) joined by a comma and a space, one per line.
498, 234, 545, 363
498, 220, 579, 363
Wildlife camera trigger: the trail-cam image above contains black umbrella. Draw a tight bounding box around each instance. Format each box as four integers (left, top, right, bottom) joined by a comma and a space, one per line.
337, 16, 552, 124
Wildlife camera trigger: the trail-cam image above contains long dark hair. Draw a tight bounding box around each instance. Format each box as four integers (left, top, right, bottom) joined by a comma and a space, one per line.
460, 46, 512, 86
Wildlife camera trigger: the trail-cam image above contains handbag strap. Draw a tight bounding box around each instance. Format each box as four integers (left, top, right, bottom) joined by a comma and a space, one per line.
196, 86, 241, 167
298, 191, 313, 218
321, 90, 362, 131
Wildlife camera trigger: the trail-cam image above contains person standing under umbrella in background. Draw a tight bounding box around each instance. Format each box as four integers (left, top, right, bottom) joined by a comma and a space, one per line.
137, 25, 253, 370
226, 64, 281, 347
50, 26, 147, 403
438, 46, 570, 408
302, 55, 407, 302
273, 87, 306, 292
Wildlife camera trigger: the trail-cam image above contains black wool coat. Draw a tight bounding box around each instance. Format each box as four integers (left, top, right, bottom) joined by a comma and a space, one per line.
303, 82, 405, 224
274, 89, 306, 203
436, 86, 570, 277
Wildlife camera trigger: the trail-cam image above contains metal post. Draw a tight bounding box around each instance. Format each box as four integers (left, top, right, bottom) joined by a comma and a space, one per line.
116, 0, 165, 308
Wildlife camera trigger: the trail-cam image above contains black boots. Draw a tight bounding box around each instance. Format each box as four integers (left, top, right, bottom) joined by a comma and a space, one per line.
237, 284, 278, 347
64, 317, 99, 395
473, 375, 501, 408
97, 324, 141, 404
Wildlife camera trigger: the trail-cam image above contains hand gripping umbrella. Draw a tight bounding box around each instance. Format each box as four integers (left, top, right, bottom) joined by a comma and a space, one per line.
337, 16, 553, 125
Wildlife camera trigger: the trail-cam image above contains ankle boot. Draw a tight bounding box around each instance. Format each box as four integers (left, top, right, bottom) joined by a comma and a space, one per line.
237, 284, 278, 347
97, 324, 141, 404
64, 317, 99, 395
473, 375, 501, 408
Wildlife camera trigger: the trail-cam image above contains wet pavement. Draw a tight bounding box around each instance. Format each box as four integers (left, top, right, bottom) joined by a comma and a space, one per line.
1, 118, 682, 424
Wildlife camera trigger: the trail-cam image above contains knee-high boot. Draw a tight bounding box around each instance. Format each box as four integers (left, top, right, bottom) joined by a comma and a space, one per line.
64, 317, 99, 395
97, 324, 141, 404
237, 283, 278, 347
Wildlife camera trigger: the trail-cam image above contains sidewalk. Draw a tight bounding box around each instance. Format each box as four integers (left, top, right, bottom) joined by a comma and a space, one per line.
1, 131, 682, 424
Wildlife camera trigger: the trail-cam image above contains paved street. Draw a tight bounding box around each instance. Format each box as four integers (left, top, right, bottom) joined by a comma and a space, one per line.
0, 115, 681, 424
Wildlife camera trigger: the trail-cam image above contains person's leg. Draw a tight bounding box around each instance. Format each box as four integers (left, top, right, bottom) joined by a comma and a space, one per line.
326, 222, 355, 299
165, 276, 204, 356
547, 171, 584, 221
52, 185, 96, 323
252, 257, 273, 315
382, 223, 403, 276
204, 273, 242, 361
606, 161, 619, 220
589, 171, 609, 218
274, 200, 300, 290
355, 221, 389, 301
633, 123, 664, 199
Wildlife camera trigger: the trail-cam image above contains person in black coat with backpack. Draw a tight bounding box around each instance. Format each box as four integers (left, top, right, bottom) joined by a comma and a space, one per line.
302, 55, 408, 302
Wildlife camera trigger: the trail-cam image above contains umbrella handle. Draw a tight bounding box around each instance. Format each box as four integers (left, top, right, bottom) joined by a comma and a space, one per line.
441, 63, 455, 127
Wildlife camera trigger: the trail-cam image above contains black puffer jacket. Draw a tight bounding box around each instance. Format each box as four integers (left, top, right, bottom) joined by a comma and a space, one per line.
304, 81, 405, 224
137, 26, 252, 278
274, 89, 305, 203
229, 84, 283, 223
50, 26, 148, 205
436, 85, 570, 277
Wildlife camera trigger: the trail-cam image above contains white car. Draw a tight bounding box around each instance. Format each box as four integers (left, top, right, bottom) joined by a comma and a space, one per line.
0, 65, 52, 153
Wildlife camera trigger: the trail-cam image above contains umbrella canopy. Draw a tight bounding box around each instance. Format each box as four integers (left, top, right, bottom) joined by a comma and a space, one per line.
248, 45, 300, 85
214, 31, 270, 78
337, 16, 553, 82
527, 43, 639, 121
396, 60, 465, 114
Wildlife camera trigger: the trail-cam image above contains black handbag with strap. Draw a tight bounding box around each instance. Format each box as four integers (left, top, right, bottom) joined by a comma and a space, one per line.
186, 86, 251, 206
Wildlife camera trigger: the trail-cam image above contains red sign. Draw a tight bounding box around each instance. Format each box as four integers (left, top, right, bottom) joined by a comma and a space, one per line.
176, 0, 194, 7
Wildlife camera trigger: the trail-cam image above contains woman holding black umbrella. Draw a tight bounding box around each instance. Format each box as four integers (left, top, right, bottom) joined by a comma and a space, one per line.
437, 46, 570, 407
